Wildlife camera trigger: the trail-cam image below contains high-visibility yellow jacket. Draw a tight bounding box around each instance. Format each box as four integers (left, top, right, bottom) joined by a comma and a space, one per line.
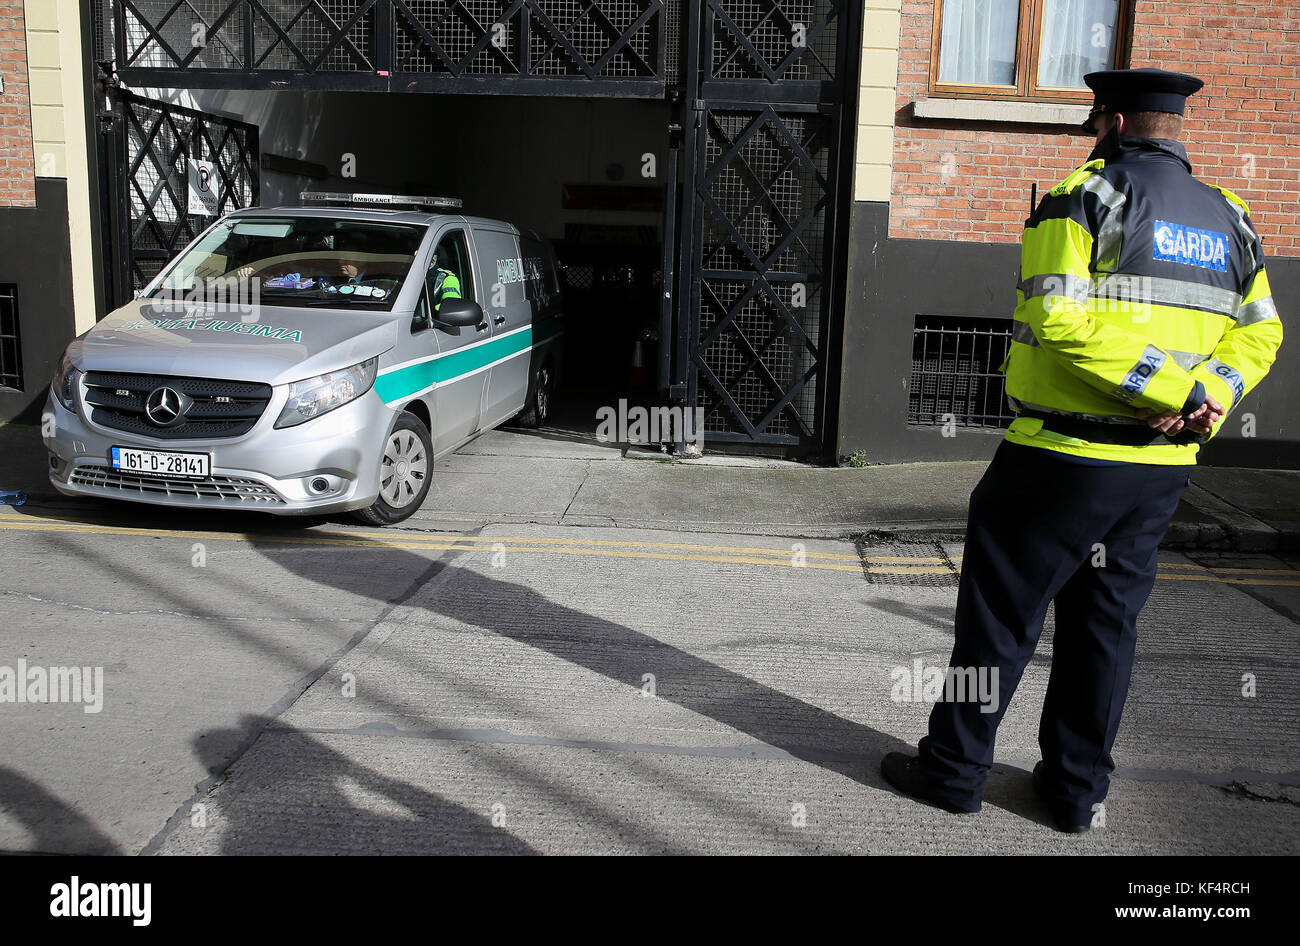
1003, 136, 1283, 464
431, 267, 462, 311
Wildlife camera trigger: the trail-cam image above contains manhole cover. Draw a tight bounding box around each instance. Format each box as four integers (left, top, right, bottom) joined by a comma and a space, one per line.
852, 535, 961, 586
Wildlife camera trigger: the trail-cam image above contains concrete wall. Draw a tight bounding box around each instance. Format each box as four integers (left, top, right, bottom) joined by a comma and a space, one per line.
0, 178, 75, 423
853, 0, 902, 203
21, 0, 96, 332
0, 0, 96, 424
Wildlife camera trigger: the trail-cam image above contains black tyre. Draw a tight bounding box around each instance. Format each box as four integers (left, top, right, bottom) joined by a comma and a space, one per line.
353, 412, 433, 526
517, 361, 553, 429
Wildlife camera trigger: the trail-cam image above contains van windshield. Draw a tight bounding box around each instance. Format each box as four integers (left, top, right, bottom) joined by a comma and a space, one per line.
149, 216, 427, 311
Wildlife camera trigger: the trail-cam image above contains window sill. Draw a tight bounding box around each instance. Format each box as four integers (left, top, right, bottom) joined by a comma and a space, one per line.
911, 97, 1090, 128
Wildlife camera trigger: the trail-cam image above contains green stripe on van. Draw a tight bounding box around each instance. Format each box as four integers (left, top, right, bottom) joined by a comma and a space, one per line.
374, 316, 563, 404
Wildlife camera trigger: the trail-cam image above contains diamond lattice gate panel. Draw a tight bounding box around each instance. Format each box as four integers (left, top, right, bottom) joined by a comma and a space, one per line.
103, 0, 667, 96
103, 89, 259, 306
676, 0, 857, 450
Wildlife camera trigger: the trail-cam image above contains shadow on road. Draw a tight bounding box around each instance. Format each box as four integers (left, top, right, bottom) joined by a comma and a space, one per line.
253, 545, 913, 776
0, 766, 122, 855
8, 507, 1058, 852
187, 717, 537, 855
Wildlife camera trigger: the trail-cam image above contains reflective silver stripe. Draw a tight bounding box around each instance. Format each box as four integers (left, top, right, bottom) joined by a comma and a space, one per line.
1204, 357, 1246, 408
1012, 323, 1206, 372
1236, 295, 1279, 325
1111, 344, 1167, 403
1218, 195, 1257, 274
1090, 274, 1241, 318
1008, 394, 1145, 426
1019, 273, 1090, 303
1168, 349, 1209, 372
1081, 175, 1126, 273
1011, 320, 1040, 347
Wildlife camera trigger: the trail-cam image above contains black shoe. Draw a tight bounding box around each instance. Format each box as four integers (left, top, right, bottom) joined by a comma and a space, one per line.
880, 752, 980, 814
1033, 762, 1091, 834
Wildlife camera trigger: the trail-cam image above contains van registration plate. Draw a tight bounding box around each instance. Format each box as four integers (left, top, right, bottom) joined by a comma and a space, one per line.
110, 446, 210, 478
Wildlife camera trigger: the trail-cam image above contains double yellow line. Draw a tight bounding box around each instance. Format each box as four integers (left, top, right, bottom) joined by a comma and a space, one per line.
1, 510, 1296, 586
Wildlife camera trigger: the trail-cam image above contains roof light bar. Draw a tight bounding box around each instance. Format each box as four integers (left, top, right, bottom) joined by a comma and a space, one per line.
300, 192, 463, 211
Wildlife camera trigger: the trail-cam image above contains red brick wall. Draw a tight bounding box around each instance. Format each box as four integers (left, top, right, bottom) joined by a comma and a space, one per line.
0, 1, 35, 208
893, 1, 1300, 255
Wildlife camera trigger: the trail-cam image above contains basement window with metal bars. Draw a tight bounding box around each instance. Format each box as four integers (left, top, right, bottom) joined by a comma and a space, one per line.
908, 314, 1014, 428
0, 285, 21, 391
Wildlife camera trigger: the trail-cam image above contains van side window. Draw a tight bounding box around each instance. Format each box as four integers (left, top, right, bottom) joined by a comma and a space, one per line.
430, 230, 474, 311
412, 289, 430, 333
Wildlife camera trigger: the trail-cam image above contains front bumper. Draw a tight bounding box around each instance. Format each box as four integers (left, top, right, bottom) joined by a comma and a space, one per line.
43, 383, 396, 516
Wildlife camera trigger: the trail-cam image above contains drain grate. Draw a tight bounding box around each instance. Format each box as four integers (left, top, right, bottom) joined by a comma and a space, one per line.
852, 535, 962, 586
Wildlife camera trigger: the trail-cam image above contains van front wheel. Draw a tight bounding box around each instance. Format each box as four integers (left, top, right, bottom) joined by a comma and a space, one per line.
353, 413, 433, 526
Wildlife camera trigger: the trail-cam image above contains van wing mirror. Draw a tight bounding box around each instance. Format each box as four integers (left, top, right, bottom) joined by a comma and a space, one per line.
434, 297, 483, 329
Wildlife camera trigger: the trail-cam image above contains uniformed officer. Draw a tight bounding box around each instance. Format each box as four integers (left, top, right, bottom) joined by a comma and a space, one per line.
881, 68, 1283, 832
430, 244, 462, 313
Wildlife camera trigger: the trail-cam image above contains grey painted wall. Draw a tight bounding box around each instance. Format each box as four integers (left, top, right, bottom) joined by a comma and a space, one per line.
0, 179, 76, 425
838, 200, 1299, 469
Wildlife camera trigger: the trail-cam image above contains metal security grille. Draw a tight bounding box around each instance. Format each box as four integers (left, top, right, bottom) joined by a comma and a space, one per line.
908, 315, 1015, 428
0, 285, 20, 391
102, 89, 259, 305
106, 0, 666, 95
693, 106, 829, 440
672, 0, 856, 449
709, 0, 837, 82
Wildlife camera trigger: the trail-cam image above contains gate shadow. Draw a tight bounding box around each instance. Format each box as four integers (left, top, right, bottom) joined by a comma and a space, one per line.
248, 542, 911, 784
0, 766, 122, 855
188, 717, 538, 855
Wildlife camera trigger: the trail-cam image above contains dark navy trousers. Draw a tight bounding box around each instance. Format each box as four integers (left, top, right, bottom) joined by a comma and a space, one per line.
918, 440, 1191, 822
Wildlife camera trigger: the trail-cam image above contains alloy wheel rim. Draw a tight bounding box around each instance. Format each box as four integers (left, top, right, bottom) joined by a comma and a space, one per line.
536, 368, 550, 422
379, 428, 428, 508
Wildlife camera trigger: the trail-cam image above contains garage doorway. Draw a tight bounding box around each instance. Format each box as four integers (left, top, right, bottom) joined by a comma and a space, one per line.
94, 0, 859, 457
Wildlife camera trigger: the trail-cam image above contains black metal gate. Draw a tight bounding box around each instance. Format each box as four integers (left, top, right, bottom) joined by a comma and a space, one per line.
103, 0, 668, 96
667, 0, 858, 450
100, 88, 260, 307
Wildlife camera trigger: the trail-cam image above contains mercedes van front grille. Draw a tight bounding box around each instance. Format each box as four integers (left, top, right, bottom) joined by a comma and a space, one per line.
83, 372, 273, 440
69, 465, 285, 504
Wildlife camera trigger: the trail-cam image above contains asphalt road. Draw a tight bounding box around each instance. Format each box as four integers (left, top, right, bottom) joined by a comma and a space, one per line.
1, 498, 1297, 855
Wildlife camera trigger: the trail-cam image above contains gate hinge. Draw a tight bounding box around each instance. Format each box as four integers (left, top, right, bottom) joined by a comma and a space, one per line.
669, 383, 688, 401
692, 99, 706, 111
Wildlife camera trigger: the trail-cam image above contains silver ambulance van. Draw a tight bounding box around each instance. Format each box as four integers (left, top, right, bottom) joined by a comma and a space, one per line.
43, 193, 564, 524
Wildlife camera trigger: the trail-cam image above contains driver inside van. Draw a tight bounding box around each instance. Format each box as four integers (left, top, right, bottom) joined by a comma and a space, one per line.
430, 244, 462, 313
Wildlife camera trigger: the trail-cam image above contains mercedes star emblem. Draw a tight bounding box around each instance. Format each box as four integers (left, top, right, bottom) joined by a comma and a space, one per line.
145, 386, 187, 427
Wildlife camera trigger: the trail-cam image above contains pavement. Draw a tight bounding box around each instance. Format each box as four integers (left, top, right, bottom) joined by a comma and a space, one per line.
1, 417, 1297, 855
4, 419, 1298, 550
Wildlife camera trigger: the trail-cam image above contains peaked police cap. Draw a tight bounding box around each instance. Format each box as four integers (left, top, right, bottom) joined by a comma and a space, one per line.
1082, 68, 1204, 134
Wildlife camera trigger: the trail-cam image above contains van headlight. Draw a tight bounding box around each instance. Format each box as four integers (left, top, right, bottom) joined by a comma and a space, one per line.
52, 353, 80, 409
275, 357, 378, 428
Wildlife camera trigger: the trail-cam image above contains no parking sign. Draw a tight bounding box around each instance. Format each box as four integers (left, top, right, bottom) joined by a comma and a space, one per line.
188, 158, 219, 215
